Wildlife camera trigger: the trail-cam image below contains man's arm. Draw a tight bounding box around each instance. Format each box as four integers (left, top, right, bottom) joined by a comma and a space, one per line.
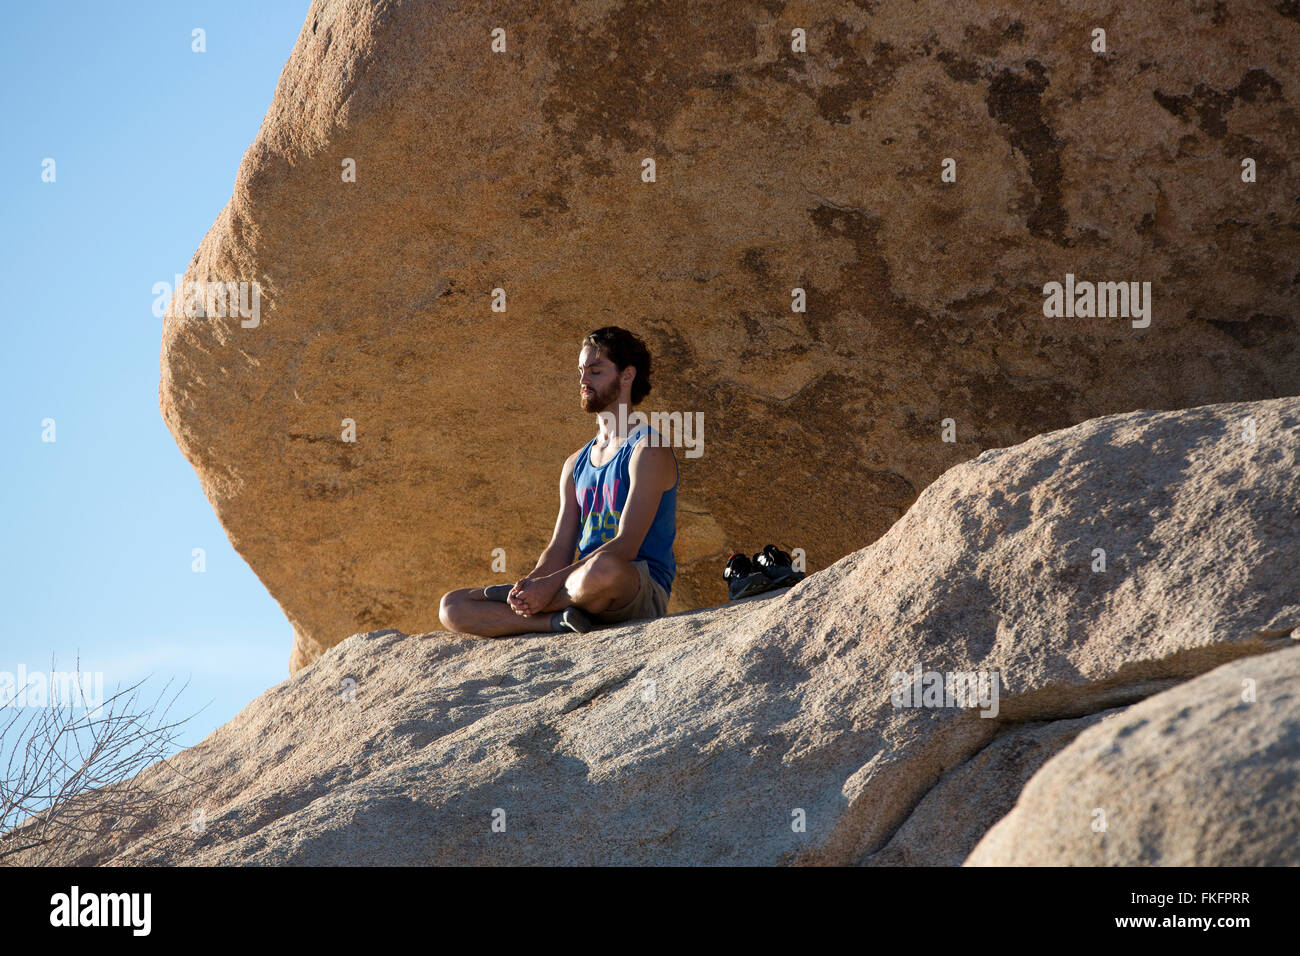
527, 450, 583, 578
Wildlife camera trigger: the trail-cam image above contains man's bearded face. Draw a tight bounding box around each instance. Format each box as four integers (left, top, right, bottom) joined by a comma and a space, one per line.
581, 376, 619, 413
579, 348, 623, 413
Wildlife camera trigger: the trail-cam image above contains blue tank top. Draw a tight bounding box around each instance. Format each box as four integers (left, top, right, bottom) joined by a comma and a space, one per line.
572, 424, 677, 598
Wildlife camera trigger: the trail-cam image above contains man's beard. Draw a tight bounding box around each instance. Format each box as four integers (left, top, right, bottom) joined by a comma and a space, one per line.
581, 381, 619, 414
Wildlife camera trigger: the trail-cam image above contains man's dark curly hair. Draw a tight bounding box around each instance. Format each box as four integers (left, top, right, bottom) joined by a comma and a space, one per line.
582, 326, 652, 405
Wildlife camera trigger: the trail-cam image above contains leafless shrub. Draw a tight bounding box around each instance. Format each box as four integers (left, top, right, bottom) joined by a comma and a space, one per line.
1, 656, 206, 866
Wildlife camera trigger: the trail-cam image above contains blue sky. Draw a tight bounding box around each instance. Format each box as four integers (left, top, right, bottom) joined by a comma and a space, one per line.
1, 2, 313, 755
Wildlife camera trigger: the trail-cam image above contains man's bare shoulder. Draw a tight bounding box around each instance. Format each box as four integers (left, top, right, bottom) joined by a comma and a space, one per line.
629, 439, 675, 461
561, 447, 583, 477
629, 438, 677, 489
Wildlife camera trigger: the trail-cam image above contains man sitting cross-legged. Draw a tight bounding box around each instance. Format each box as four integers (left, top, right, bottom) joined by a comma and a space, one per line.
438, 326, 678, 636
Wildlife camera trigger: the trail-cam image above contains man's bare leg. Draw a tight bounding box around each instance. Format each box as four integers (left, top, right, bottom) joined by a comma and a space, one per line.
557, 552, 642, 615
438, 587, 556, 637
438, 553, 642, 638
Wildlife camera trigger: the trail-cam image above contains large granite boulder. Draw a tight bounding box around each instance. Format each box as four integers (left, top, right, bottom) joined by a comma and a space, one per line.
966, 640, 1300, 866
860, 709, 1123, 866
159, 1, 1299, 672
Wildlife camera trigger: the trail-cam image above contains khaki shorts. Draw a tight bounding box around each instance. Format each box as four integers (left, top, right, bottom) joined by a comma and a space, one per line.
593, 559, 669, 625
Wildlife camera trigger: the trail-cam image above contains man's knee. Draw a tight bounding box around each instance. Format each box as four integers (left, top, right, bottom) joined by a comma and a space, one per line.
572, 553, 635, 601
439, 588, 474, 632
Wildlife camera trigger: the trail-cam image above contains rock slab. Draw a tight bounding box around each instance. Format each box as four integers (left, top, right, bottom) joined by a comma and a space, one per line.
41, 397, 1298, 865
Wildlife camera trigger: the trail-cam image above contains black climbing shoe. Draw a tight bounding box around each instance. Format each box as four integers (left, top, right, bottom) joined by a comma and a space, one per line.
552, 606, 595, 633
724, 552, 775, 601
754, 544, 805, 588
482, 584, 512, 602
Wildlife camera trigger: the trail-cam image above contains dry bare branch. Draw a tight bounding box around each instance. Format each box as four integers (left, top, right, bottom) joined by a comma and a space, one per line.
0, 654, 209, 866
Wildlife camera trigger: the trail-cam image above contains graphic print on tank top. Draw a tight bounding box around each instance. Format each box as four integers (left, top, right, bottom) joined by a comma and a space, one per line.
571, 424, 678, 599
